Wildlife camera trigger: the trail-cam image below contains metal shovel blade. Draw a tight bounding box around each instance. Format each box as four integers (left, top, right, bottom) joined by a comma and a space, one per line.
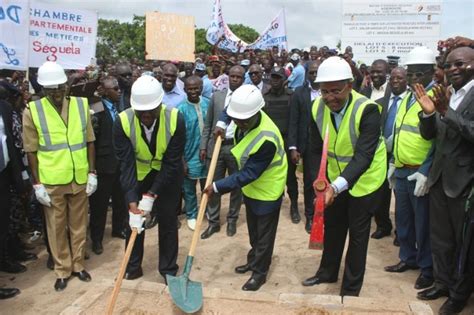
166, 257, 203, 314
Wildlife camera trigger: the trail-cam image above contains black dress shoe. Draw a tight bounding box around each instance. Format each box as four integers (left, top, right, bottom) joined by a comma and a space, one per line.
54, 278, 69, 291
414, 274, 434, 290
201, 225, 220, 239
72, 270, 92, 282
235, 264, 251, 274
290, 204, 301, 224
92, 242, 103, 255
12, 250, 38, 262
384, 261, 419, 273
305, 218, 312, 234
439, 297, 467, 315
46, 255, 54, 270
226, 223, 236, 237
0, 288, 20, 299
302, 275, 337, 286
0, 260, 27, 273
371, 229, 391, 239
242, 275, 266, 291
111, 229, 127, 240
124, 268, 143, 280
417, 286, 449, 300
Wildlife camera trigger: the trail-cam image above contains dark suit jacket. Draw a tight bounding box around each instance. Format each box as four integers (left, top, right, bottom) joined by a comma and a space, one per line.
200, 89, 228, 159
0, 100, 25, 193
309, 93, 382, 188
375, 89, 406, 133
288, 84, 312, 154
91, 100, 119, 174
419, 87, 474, 198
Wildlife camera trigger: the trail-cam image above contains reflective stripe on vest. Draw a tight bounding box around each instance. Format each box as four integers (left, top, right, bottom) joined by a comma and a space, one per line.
231, 111, 288, 201
28, 97, 89, 185
119, 105, 178, 181
393, 91, 434, 168
312, 90, 387, 197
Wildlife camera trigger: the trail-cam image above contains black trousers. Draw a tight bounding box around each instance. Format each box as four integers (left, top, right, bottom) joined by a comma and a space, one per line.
302, 148, 316, 220
373, 179, 393, 233
430, 178, 473, 301
89, 172, 127, 243
285, 150, 298, 203
244, 197, 281, 278
316, 186, 382, 296
125, 176, 181, 278
0, 169, 12, 262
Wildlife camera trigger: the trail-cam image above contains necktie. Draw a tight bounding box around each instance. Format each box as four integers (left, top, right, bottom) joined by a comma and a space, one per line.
384, 96, 400, 138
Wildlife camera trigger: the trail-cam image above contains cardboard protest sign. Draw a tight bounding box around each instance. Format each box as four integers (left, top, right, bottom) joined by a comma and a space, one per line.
146, 12, 195, 62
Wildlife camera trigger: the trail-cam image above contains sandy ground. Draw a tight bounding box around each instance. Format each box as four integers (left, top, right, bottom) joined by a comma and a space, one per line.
1, 177, 473, 314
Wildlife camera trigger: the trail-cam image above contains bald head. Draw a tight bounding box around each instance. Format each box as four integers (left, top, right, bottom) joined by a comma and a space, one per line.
389, 67, 407, 95
162, 63, 179, 92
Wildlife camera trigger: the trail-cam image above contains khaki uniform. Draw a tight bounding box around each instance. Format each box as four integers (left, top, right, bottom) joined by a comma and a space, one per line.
23, 97, 95, 278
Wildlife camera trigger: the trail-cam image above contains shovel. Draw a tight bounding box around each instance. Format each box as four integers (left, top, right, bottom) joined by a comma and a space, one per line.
167, 136, 222, 313
106, 228, 138, 314
309, 126, 330, 250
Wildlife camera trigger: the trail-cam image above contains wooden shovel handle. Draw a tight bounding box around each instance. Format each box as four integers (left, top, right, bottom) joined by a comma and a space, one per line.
106, 228, 138, 315
189, 136, 223, 257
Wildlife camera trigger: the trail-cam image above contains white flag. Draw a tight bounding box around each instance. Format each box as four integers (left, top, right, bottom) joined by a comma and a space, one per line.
206, 0, 247, 53
247, 9, 288, 51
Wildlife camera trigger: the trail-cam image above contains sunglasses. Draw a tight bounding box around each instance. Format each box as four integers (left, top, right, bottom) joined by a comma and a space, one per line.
442, 61, 467, 70
406, 70, 431, 78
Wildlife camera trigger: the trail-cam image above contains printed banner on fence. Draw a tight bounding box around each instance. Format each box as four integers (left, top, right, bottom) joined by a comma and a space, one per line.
29, 1, 98, 69
247, 9, 288, 51
0, 1, 29, 70
206, 0, 247, 53
145, 12, 195, 62
341, 0, 442, 63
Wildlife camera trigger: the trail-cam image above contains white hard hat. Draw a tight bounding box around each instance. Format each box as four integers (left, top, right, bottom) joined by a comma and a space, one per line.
227, 85, 265, 120
130, 76, 164, 111
404, 46, 436, 65
315, 56, 353, 83
37, 61, 67, 87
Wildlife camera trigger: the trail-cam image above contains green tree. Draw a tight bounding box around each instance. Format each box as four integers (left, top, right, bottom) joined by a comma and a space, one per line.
96, 16, 145, 63
195, 28, 213, 54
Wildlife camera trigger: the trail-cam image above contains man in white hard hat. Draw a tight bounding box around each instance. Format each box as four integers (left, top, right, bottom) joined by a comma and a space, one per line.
203, 85, 288, 291
22, 61, 97, 291
113, 75, 185, 283
302, 56, 387, 297
384, 46, 435, 292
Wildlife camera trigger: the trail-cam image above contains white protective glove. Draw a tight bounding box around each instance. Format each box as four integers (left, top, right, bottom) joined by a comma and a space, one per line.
137, 193, 156, 215
33, 184, 51, 207
86, 173, 98, 196
387, 163, 396, 189
407, 172, 429, 197
129, 212, 146, 234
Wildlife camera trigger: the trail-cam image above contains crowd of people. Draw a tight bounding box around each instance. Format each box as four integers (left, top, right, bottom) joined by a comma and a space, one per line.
0, 35, 473, 315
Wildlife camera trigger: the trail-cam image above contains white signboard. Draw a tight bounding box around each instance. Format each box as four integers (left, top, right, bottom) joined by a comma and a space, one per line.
341, 0, 442, 63
0, 1, 29, 70
29, 1, 98, 69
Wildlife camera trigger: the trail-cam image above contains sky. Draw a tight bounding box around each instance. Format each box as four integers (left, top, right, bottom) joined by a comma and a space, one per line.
44, 0, 473, 49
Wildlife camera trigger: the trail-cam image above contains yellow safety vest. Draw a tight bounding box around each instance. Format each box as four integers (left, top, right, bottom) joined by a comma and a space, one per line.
119, 105, 178, 181
393, 91, 434, 168
231, 111, 288, 201
312, 90, 387, 197
28, 97, 89, 185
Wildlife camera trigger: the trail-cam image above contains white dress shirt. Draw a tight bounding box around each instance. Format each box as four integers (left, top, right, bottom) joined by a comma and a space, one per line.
449, 79, 473, 110
216, 89, 236, 139
370, 81, 388, 101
